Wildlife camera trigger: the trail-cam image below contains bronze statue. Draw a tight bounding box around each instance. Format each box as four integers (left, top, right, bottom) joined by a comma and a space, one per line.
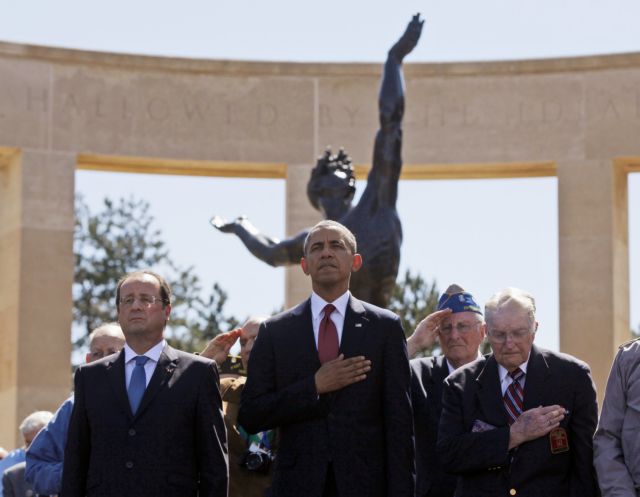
211, 14, 424, 307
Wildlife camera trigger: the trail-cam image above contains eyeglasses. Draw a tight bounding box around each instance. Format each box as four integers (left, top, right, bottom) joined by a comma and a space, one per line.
119, 295, 165, 308
487, 328, 532, 343
439, 322, 480, 335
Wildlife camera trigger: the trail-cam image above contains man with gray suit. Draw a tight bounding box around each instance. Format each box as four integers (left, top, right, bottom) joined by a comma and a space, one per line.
61, 270, 228, 497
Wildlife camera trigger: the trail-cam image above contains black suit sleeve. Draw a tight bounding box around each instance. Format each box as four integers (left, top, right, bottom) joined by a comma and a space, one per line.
196, 361, 229, 497
61, 367, 90, 497
383, 316, 415, 497
437, 376, 511, 473
238, 322, 322, 434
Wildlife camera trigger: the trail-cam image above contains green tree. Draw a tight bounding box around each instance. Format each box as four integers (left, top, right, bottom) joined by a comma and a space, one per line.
167, 283, 240, 352
388, 269, 439, 346
73, 195, 237, 352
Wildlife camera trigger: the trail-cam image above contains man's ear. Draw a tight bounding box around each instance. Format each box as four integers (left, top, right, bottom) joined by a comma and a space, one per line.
164, 304, 172, 322
351, 254, 363, 272
300, 257, 309, 275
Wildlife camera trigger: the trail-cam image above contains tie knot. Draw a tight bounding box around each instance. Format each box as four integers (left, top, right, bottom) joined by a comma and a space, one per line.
323, 304, 336, 319
135, 356, 150, 367
509, 368, 524, 382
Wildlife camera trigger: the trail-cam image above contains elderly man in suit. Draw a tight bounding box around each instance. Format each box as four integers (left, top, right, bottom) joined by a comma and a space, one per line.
238, 220, 414, 497
61, 270, 228, 497
437, 287, 598, 497
408, 284, 485, 497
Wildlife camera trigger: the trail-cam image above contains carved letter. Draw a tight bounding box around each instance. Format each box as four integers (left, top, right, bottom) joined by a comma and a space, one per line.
257, 103, 277, 126
602, 99, 620, 120
225, 102, 234, 125
344, 105, 359, 126
462, 104, 478, 126
95, 96, 108, 118
147, 98, 170, 121
319, 104, 332, 127
184, 99, 210, 121
62, 94, 81, 115
543, 100, 562, 123
26, 87, 48, 112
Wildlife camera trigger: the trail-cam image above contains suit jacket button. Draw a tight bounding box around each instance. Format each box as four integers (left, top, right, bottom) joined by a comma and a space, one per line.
125, 461, 134, 469
509, 489, 517, 496
128, 428, 136, 436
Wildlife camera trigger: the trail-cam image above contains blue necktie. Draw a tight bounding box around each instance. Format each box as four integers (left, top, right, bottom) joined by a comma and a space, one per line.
128, 356, 150, 414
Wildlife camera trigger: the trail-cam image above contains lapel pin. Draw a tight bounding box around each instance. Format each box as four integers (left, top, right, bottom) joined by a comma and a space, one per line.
355, 323, 363, 328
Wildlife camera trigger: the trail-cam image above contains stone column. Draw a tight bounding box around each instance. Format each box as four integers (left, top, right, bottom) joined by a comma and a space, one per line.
0, 149, 75, 447
284, 163, 321, 308
557, 159, 629, 400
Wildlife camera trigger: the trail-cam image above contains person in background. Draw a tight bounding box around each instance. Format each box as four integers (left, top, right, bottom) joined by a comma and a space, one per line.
0, 411, 53, 496
409, 284, 485, 497
25, 323, 125, 495
201, 316, 274, 497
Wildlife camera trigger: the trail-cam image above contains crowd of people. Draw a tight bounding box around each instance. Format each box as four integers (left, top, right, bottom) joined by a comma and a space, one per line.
0, 219, 637, 497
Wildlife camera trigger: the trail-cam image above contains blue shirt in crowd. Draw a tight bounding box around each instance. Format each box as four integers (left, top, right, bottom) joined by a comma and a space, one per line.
0, 447, 26, 495
25, 394, 74, 495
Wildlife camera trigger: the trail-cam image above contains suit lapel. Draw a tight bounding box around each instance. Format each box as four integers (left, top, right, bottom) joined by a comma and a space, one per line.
134, 345, 179, 419
475, 356, 509, 426
339, 296, 368, 358
291, 299, 322, 371
522, 345, 550, 410
106, 351, 133, 419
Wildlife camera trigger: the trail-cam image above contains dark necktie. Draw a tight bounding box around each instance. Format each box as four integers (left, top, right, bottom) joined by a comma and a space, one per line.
128, 355, 150, 414
318, 304, 339, 364
503, 368, 525, 425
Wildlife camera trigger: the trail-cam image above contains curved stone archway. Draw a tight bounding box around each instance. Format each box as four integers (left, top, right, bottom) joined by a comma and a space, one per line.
1, 41, 638, 445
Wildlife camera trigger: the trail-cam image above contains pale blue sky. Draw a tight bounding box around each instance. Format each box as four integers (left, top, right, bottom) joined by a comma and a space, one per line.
3, 0, 639, 351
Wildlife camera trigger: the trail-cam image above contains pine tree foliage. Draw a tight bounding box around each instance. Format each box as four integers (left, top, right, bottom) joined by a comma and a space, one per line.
73, 195, 238, 352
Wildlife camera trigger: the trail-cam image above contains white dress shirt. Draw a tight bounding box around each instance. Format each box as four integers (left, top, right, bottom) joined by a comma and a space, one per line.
124, 339, 166, 389
446, 351, 483, 375
310, 291, 350, 348
497, 356, 530, 395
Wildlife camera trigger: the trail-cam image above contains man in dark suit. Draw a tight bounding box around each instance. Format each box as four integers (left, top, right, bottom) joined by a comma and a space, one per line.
238, 220, 414, 497
408, 284, 485, 497
61, 270, 228, 497
437, 287, 598, 497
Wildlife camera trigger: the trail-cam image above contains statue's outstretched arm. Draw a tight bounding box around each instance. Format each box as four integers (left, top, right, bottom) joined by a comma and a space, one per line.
365, 14, 423, 207
211, 215, 306, 267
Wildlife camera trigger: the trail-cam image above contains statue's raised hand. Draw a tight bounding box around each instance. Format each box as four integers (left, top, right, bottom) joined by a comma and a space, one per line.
210, 215, 247, 233
390, 13, 424, 62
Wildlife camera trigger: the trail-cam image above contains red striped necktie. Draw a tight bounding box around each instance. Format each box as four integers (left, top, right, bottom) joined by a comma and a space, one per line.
503, 368, 525, 425
318, 304, 339, 364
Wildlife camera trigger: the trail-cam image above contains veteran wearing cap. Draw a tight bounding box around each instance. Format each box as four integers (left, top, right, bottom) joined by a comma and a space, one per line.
408, 284, 485, 497
436, 287, 599, 497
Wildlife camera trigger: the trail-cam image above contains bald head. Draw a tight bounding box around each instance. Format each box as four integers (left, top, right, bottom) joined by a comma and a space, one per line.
86, 323, 125, 363
240, 316, 268, 371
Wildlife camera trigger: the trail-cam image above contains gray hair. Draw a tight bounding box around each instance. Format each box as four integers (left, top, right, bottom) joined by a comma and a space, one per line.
302, 220, 357, 256
485, 287, 537, 329
88, 322, 124, 346
19, 411, 53, 435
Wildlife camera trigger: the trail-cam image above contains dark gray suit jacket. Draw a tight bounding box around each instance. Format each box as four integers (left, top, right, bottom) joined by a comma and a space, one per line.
61, 344, 228, 497
437, 345, 599, 497
2, 462, 34, 497
410, 356, 457, 497
238, 296, 415, 497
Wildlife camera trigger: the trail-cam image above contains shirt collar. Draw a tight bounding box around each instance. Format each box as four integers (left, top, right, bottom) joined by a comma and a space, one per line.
497, 353, 530, 383
446, 350, 483, 374
124, 339, 166, 364
310, 291, 350, 320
